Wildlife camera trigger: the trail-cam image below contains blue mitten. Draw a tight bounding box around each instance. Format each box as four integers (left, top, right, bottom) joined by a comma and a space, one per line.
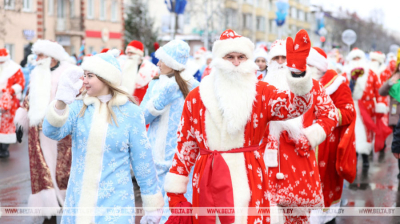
153, 81, 181, 110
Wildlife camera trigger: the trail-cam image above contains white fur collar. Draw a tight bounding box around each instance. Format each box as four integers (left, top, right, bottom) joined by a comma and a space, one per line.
325, 75, 346, 95
83, 93, 128, 107
0, 60, 21, 84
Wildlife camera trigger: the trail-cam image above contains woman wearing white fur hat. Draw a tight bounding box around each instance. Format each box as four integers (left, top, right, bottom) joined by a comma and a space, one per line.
140, 39, 199, 223
254, 46, 268, 80
42, 52, 164, 223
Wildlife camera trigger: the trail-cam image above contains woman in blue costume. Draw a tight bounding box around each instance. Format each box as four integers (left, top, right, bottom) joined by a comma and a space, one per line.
140, 40, 199, 223
42, 51, 164, 223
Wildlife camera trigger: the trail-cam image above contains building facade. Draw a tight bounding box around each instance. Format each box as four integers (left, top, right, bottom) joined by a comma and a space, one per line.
0, 0, 124, 63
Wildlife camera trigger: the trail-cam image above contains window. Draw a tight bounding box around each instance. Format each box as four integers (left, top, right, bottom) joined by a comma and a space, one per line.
23, 0, 32, 11
269, 0, 274, 11
243, 13, 252, 29
87, 0, 94, 19
88, 46, 94, 54
244, 0, 253, 4
256, 16, 265, 32
291, 7, 297, 19
298, 9, 304, 21
4, 0, 15, 10
4, 44, 14, 60
57, 0, 65, 18
70, 0, 75, 18
111, 0, 118, 21
48, 0, 54, 15
269, 19, 277, 34
226, 8, 238, 29
184, 13, 190, 25
100, 0, 106, 20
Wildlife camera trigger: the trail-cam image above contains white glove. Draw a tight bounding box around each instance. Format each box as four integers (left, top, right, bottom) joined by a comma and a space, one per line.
55, 67, 84, 104
140, 209, 163, 224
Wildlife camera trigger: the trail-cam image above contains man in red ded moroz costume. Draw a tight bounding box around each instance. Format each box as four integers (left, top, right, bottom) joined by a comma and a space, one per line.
0, 48, 25, 158
342, 48, 391, 168
121, 40, 159, 103
163, 29, 317, 224
261, 42, 338, 223
306, 47, 357, 224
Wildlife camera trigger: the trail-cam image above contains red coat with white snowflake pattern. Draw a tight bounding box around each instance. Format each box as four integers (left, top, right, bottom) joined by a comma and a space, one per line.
260, 79, 338, 223
0, 60, 25, 143
317, 70, 357, 208
165, 76, 314, 224
343, 69, 386, 154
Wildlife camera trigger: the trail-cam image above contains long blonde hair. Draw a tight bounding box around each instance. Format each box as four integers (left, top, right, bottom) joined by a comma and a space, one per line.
78, 76, 137, 127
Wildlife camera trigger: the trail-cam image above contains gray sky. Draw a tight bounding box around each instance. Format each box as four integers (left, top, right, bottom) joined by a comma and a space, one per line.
310, 0, 400, 33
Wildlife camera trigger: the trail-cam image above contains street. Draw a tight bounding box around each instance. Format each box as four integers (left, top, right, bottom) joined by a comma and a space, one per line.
1, 135, 400, 224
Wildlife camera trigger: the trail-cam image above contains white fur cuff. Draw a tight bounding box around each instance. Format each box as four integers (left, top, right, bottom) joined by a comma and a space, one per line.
14, 107, 29, 133
375, 102, 388, 114
141, 192, 165, 212
147, 99, 168, 117
11, 84, 22, 95
286, 66, 314, 96
303, 123, 326, 149
164, 172, 189, 194
45, 100, 70, 128
264, 149, 278, 167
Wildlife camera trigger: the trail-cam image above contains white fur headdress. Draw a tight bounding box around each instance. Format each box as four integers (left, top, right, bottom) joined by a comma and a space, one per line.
32, 39, 68, 61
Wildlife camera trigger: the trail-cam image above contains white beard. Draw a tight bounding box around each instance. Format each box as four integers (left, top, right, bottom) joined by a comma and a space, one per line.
211, 58, 258, 136
28, 57, 52, 127
121, 55, 140, 95
264, 62, 304, 141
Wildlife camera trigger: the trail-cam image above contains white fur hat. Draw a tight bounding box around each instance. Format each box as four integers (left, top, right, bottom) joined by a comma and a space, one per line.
346, 48, 366, 61
254, 48, 268, 62
369, 51, 386, 64
307, 47, 328, 72
81, 51, 122, 86
32, 39, 68, 62
212, 29, 254, 60
268, 39, 286, 62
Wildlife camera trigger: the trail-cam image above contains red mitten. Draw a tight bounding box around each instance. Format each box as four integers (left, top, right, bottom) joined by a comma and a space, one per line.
283, 132, 312, 157
0, 90, 13, 111
351, 67, 364, 80
286, 29, 311, 72
165, 193, 193, 224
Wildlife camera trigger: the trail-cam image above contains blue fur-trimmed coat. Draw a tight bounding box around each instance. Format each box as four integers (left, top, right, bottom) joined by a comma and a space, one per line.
140, 75, 199, 222
43, 93, 163, 224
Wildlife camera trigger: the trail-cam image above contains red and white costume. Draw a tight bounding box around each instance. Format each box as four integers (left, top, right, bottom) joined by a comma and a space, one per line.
122, 40, 159, 104
0, 49, 25, 143
261, 47, 338, 224
343, 49, 389, 155
164, 29, 315, 224
306, 48, 356, 224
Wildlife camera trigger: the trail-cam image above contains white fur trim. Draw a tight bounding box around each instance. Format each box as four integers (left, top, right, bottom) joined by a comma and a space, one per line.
286, 65, 314, 96
369, 52, 385, 64
11, 84, 22, 95
28, 188, 61, 219
0, 133, 16, 144
155, 47, 186, 71
164, 172, 189, 193
264, 149, 278, 167
303, 123, 326, 149
153, 104, 171, 163
14, 107, 29, 134
45, 100, 70, 127
254, 49, 268, 62
0, 55, 10, 62
77, 100, 108, 224
82, 92, 128, 107
354, 100, 373, 154
346, 49, 366, 61
212, 36, 254, 60
0, 60, 21, 84
141, 192, 164, 211
375, 102, 388, 114
125, 46, 144, 57
268, 40, 286, 62
32, 39, 68, 62
307, 48, 328, 72
81, 55, 122, 86
147, 99, 168, 116
325, 75, 346, 95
